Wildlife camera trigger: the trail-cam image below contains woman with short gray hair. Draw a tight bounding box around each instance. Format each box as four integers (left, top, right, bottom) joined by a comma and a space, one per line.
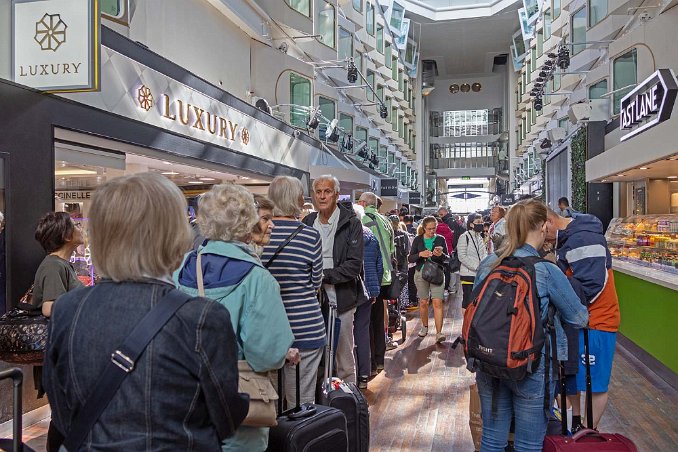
262, 176, 326, 406
175, 183, 296, 452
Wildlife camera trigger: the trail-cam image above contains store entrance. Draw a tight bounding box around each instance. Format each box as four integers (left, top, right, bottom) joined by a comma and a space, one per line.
53, 132, 272, 285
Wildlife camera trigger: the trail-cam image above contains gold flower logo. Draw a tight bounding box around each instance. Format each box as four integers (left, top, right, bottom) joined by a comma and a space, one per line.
34, 13, 67, 51
241, 128, 250, 145
137, 85, 153, 111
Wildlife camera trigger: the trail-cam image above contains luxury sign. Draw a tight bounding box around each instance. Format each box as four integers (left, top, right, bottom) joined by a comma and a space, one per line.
12, 0, 100, 92
620, 69, 678, 142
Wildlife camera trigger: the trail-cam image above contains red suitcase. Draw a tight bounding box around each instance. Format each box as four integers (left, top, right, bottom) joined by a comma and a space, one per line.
543, 329, 637, 452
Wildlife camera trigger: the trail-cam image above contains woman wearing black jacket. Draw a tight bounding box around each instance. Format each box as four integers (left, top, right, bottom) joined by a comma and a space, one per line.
408, 216, 449, 343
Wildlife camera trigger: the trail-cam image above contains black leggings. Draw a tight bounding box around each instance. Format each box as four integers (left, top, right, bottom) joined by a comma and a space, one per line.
461, 276, 475, 308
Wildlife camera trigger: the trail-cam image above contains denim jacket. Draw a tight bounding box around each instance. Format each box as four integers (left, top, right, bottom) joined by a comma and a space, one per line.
43, 279, 249, 451
474, 245, 589, 361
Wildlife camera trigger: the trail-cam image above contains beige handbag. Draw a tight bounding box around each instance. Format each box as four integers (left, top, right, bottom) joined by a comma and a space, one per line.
196, 253, 278, 428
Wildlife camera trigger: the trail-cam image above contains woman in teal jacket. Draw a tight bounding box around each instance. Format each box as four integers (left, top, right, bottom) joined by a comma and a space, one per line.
174, 184, 295, 452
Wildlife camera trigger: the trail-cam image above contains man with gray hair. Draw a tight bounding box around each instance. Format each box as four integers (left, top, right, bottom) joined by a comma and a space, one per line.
357, 191, 395, 370
303, 175, 364, 384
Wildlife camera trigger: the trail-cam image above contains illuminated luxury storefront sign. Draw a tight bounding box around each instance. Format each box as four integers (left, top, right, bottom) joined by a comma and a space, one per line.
620, 69, 678, 142
12, 0, 100, 92
59, 47, 314, 171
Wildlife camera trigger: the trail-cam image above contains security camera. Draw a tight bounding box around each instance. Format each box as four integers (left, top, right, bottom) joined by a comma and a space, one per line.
278, 42, 289, 54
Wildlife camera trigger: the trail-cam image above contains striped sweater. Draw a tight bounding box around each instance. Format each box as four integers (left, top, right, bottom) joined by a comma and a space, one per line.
261, 219, 326, 349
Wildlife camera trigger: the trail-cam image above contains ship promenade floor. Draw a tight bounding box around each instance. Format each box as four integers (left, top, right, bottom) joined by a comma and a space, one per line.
14, 292, 678, 452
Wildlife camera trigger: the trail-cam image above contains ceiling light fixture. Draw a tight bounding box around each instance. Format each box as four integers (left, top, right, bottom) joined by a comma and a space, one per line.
668, 176, 678, 179
199, 177, 216, 181
54, 169, 98, 176
188, 181, 203, 184
616, 174, 625, 177
161, 171, 180, 175
639, 167, 648, 170
162, 161, 173, 165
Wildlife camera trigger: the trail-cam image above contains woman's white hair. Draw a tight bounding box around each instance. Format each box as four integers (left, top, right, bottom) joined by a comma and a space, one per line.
268, 176, 303, 218
312, 175, 340, 193
353, 204, 365, 220
198, 184, 257, 242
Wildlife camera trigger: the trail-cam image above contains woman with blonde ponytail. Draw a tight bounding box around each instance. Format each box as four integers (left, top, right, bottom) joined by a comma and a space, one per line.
471, 198, 589, 452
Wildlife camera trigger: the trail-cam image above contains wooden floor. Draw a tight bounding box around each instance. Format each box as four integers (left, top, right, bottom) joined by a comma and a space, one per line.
366, 291, 678, 452
10, 291, 678, 451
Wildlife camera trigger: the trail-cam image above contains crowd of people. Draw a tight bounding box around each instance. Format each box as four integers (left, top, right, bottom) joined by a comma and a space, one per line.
29, 169, 619, 451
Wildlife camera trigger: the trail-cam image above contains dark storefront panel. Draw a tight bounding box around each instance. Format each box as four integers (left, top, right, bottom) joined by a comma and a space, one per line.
547, 149, 569, 210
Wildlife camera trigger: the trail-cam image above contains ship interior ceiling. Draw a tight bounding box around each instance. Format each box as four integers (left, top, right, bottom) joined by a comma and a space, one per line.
590, 154, 678, 183
409, 6, 519, 76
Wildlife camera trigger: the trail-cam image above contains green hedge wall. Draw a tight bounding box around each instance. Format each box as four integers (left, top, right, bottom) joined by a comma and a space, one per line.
571, 127, 587, 212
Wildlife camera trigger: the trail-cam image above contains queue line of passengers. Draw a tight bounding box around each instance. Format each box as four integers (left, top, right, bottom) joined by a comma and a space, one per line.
30, 171, 619, 451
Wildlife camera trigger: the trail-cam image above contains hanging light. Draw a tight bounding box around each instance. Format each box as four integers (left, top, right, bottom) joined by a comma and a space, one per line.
558, 46, 570, 70
326, 119, 340, 142
347, 58, 358, 83
342, 133, 353, 151
306, 108, 320, 130
534, 97, 543, 111
379, 104, 388, 119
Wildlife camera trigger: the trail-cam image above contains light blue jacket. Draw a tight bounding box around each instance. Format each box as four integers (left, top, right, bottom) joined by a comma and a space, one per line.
475, 244, 589, 361
174, 240, 294, 452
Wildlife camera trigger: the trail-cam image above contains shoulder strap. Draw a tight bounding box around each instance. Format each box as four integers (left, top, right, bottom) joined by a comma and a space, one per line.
364, 213, 393, 272
62, 289, 191, 451
468, 233, 482, 261
264, 224, 305, 269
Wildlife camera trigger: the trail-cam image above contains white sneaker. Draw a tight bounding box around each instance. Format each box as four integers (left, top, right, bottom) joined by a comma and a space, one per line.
418, 326, 428, 337
436, 333, 446, 344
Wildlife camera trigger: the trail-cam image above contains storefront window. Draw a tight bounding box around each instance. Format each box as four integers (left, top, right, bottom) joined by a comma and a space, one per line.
317, 1, 335, 48
588, 79, 607, 100
377, 25, 384, 53
287, 0, 310, 16
537, 31, 543, 58
552, 0, 560, 19
558, 117, 569, 130
353, 0, 362, 13
366, 2, 375, 35
377, 84, 384, 103
398, 71, 404, 93
391, 107, 397, 130
613, 48, 637, 115
338, 27, 352, 60
392, 56, 398, 80
398, 116, 404, 138
367, 71, 375, 101
571, 8, 586, 55
318, 96, 336, 139
101, 0, 122, 17
405, 42, 415, 65
290, 73, 311, 127
553, 72, 561, 91
385, 43, 392, 68
544, 9, 552, 40
589, 0, 607, 27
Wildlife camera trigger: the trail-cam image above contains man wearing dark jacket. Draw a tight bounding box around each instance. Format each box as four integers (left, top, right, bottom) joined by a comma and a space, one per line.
438, 207, 464, 293
303, 175, 364, 384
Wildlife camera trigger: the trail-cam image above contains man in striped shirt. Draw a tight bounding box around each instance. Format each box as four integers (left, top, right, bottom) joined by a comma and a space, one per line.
263, 176, 326, 406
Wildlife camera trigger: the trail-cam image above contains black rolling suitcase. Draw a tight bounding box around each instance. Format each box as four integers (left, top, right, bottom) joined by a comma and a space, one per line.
0, 367, 35, 452
267, 364, 348, 452
318, 296, 370, 452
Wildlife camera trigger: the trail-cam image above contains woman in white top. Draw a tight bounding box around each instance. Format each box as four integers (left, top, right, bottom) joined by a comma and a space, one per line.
456, 214, 488, 309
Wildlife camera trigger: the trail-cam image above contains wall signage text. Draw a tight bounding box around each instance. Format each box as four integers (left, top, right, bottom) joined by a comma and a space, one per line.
13, 0, 100, 92
380, 178, 399, 197
620, 69, 678, 142
56, 191, 92, 200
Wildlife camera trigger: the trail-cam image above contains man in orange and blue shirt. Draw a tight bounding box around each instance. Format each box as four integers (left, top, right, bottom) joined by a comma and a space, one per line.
546, 209, 621, 431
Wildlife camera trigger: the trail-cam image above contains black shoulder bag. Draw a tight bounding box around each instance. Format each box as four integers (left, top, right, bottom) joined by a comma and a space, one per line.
60, 289, 192, 451
264, 224, 305, 269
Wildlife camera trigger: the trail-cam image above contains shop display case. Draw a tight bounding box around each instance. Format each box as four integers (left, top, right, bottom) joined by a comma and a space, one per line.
605, 214, 678, 276
70, 217, 97, 286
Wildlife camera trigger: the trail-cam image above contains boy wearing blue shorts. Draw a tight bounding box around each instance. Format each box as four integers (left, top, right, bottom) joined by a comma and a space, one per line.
546, 209, 621, 430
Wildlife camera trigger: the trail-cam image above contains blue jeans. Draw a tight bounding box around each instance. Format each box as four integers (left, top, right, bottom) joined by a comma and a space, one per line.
476, 363, 555, 452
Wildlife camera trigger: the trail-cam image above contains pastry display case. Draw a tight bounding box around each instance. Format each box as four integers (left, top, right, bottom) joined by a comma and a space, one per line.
605, 214, 678, 276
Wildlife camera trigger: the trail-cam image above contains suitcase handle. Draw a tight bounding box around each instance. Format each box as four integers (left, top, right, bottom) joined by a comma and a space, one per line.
287, 404, 317, 420
572, 428, 608, 443
0, 368, 23, 452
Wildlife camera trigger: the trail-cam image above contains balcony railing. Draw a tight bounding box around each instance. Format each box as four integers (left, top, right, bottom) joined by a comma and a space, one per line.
429, 142, 505, 171
429, 108, 503, 138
